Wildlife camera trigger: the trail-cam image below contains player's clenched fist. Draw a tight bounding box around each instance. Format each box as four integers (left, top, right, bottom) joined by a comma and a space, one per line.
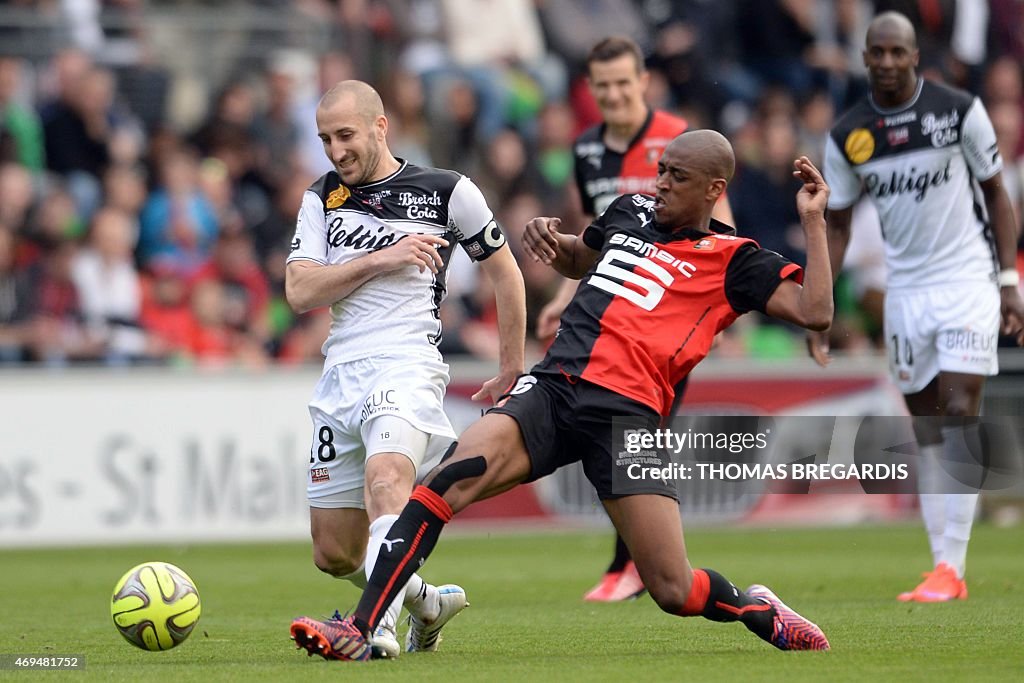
523, 217, 562, 265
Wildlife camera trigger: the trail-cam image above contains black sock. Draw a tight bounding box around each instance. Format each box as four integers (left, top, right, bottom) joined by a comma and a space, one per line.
606, 533, 632, 573
352, 486, 452, 636
680, 568, 774, 640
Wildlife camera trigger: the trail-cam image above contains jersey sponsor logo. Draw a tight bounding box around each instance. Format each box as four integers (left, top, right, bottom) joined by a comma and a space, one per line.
398, 190, 442, 220
290, 236, 301, 252
608, 233, 698, 278
576, 141, 605, 168
585, 177, 620, 200
921, 108, 960, 147
326, 186, 350, 209
311, 467, 330, 483
887, 126, 909, 146
327, 214, 400, 251
361, 188, 391, 209
882, 111, 917, 127
693, 238, 715, 250
844, 128, 875, 164
863, 161, 952, 202
630, 194, 655, 210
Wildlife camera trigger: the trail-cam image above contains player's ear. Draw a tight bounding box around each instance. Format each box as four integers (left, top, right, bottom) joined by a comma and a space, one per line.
707, 178, 727, 203
911, 48, 919, 68
375, 114, 388, 140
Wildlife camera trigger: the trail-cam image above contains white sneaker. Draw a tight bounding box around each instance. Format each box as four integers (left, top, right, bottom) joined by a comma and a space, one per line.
405, 584, 468, 652
369, 620, 401, 659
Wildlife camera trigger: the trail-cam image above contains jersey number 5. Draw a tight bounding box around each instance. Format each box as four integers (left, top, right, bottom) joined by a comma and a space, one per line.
590, 249, 673, 311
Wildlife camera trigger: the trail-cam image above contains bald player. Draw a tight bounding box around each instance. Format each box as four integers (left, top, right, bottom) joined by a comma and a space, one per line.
286, 80, 526, 658
814, 12, 1024, 603
290, 130, 835, 660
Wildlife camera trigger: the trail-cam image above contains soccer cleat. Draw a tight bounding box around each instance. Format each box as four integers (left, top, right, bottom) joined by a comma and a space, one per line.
405, 584, 468, 652
583, 561, 647, 602
369, 620, 401, 659
897, 562, 968, 602
746, 584, 830, 651
290, 612, 370, 662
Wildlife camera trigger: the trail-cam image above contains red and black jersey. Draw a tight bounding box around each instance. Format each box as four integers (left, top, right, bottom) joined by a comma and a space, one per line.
573, 109, 688, 217
534, 194, 803, 415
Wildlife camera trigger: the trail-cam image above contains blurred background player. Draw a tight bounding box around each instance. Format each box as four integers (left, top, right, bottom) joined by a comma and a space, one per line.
536, 35, 734, 602
289, 132, 834, 660
286, 80, 526, 656
812, 11, 1024, 602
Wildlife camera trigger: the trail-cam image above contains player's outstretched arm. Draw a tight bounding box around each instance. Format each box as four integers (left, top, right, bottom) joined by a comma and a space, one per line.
474, 244, 527, 402
766, 157, 834, 332
285, 234, 449, 313
803, 202, 852, 366
522, 217, 600, 279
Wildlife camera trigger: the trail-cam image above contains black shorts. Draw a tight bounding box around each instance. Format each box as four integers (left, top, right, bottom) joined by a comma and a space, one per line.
490, 373, 677, 500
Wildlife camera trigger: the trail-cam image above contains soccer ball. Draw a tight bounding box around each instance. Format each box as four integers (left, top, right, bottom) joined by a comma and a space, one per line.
110, 561, 202, 651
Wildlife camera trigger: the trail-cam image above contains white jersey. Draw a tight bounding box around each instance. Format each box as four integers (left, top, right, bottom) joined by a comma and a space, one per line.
824, 78, 1002, 290
288, 160, 506, 368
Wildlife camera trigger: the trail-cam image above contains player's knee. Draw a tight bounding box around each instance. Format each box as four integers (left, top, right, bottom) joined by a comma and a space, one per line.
646, 572, 693, 615
942, 399, 975, 418
312, 544, 362, 578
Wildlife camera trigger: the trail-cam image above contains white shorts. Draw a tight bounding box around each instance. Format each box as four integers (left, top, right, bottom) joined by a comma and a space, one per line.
884, 282, 999, 394
306, 354, 457, 508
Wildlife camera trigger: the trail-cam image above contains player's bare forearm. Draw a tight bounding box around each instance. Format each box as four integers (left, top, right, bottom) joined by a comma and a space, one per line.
795, 214, 834, 330
481, 246, 526, 374
286, 234, 448, 313
476, 246, 527, 401
552, 234, 597, 279
285, 258, 379, 314
980, 174, 1020, 271
522, 216, 597, 279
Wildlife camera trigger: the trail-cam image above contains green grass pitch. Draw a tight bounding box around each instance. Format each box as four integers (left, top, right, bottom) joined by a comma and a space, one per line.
2, 523, 1022, 682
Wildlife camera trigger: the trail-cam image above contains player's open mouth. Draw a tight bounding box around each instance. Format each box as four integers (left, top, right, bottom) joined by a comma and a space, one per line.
654, 196, 666, 210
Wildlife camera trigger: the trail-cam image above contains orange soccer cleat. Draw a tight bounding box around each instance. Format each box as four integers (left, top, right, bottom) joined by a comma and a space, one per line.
896, 562, 968, 602
583, 560, 647, 602
746, 584, 831, 651
290, 612, 371, 662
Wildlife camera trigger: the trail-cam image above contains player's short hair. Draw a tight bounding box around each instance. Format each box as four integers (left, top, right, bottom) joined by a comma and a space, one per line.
586, 36, 645, 74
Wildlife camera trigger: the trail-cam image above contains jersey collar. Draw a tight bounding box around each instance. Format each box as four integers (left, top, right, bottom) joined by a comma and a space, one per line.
869, 77, 924, 115
352, 158, 409, 189
600, 108, 654, 153
654, 218, 736, 241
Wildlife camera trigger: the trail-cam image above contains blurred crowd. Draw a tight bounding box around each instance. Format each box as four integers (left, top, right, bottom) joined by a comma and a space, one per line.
0, 0, 1022, 367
